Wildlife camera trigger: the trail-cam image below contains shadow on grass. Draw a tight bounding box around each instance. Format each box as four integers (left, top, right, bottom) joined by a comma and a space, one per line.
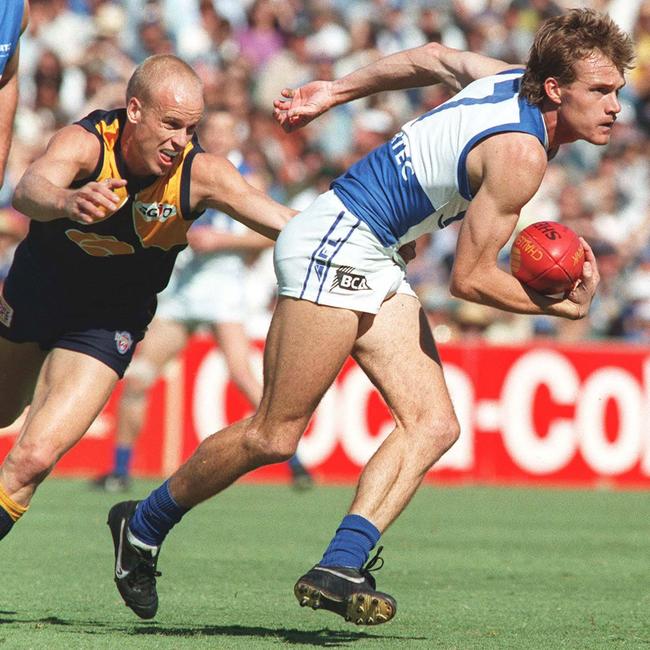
0, 616, 427, 646
133, 623, 426, 646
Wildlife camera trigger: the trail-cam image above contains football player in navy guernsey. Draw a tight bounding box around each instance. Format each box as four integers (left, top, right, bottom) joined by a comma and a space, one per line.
107, 10, 628, 624
0, 55, 295, 544
0, 0, 29, 189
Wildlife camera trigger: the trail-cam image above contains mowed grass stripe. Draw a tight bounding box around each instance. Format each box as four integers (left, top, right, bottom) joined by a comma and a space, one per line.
2, 480, 650, 649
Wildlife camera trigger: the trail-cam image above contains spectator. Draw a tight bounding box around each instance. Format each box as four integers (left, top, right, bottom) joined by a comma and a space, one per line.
236, 0, 288, 71
4, 0, 650, 345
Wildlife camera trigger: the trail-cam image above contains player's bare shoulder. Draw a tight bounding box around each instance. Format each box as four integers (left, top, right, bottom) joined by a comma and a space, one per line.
22, 123, 102, 187
44, 125, 102, 173
467, 131, 548, 203
474, 130, 547, 170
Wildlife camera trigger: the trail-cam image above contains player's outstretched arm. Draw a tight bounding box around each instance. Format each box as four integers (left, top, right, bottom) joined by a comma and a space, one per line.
273, 43, 520, 132
0, 59, 19, 189
187, 226, 272, 254
191, 153, 296, 241
0, 0, 29, 188
449, 133, 599, 320
12, 125, 126, 224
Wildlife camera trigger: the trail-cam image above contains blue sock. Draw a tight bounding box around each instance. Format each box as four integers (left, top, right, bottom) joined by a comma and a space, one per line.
287, 455, 302, 472
128, 480, 188, 547
319, 514, 381, 569
114, 446, 132, 477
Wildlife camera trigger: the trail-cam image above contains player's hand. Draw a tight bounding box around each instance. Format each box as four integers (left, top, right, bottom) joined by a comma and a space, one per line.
564, 237, 600, 319
65, 178, 128, 224
273, 81, 334, 133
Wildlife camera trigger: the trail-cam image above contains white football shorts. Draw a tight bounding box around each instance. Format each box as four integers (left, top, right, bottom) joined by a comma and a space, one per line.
156, 249, 246, 324
275, 190, 416, 314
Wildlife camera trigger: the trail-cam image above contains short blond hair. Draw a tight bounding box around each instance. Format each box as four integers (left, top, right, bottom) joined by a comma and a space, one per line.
126, 54, 201, 105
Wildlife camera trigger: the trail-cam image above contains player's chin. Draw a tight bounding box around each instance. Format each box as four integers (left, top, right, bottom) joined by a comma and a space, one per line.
148, 161, 167, 177
589, 128, 613, 145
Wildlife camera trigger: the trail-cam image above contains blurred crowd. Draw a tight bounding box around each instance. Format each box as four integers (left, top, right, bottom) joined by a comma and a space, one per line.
1, 0, 649, 344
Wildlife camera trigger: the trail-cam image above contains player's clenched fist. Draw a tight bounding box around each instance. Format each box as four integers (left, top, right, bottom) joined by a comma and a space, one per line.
66, 178, 128, 224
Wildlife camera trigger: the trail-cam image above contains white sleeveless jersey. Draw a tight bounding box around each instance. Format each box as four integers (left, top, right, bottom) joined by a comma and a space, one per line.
331, 69, 549, 248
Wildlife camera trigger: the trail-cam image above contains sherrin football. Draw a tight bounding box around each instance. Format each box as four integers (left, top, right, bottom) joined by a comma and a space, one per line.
510, 221, 585, 295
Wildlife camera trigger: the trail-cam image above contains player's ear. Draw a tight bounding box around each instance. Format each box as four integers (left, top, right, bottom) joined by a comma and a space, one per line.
126, 97, 142, 124
543, 77, 562, 105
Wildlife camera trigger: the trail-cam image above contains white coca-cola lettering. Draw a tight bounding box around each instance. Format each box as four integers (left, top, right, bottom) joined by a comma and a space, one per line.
576, 367, 643, 475
338, 365, 391, 465
500, 350, 579, 474
185, 343, 650, 481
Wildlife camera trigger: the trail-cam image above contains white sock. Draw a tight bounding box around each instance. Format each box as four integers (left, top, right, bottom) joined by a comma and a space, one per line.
127, 528, 159, 556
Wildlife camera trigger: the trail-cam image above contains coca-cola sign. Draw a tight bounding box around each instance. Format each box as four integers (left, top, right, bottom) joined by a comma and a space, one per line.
2, 338, 648, 487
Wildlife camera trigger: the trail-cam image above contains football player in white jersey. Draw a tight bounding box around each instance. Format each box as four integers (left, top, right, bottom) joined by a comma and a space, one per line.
108, 9, 632, 625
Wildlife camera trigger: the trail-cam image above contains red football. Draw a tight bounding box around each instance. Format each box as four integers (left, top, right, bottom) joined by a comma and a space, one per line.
510, 221, 585, 295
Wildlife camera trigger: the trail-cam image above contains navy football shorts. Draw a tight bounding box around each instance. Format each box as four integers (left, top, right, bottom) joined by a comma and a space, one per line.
0, 252, 147, 379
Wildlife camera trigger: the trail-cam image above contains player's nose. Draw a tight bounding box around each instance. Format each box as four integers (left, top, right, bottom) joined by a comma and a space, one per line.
171, 130, 192, 149
607, 93, 622, 114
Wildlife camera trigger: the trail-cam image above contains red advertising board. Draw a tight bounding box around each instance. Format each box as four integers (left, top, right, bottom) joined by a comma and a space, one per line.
1, 336, 649, 488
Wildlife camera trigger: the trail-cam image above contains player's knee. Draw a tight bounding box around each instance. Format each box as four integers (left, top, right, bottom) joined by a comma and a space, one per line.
410, 416, 460, 467
5, 441, 58, 487
246, 435, 297, 464
422, 418, 460, 465
433, 418, 461, 454
242, 422, 300, 464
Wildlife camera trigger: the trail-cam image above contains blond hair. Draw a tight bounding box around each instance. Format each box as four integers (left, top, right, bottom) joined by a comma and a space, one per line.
126, 54, 201, 105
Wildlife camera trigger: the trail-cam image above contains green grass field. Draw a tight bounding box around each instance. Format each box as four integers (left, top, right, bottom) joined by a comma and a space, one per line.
3, 479, 650, 649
